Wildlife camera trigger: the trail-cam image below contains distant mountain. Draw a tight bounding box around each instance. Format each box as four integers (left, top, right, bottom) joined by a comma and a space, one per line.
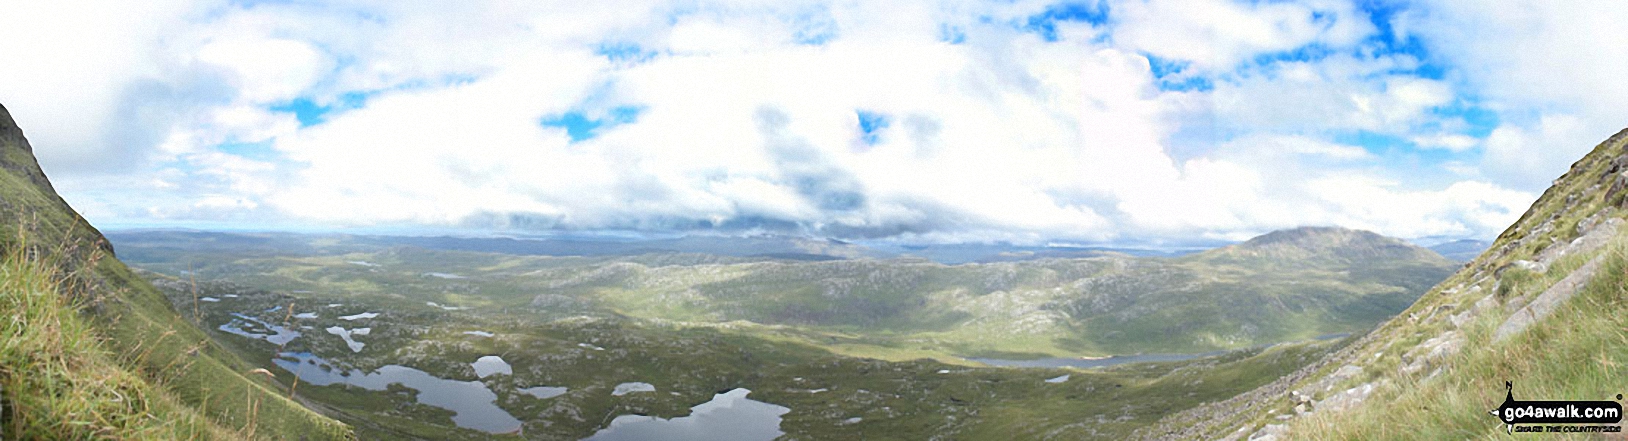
1150, 128, 1628, 439
108, 229, 1206, 265
1426, 238, 1492, 262
1197, 226, 1450, 267
875, 242, 1201, 264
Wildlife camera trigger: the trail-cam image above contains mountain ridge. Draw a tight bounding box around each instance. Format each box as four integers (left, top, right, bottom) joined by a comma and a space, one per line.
1195, 226, 1450, 267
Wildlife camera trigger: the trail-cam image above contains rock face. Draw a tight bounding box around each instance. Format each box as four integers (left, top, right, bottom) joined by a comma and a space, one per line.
1494, 218, 1623, 342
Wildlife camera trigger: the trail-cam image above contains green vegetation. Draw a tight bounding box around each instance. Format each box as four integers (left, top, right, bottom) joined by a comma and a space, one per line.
0, 239, 238, 439
1297, 239, 1628, 439
150, 265, 1351, 439
0, 102, 352, 439
120, 226, 1453, 362
110, 222, 1446, 439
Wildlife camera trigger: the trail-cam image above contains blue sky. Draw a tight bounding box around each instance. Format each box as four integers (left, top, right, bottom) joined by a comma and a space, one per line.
1, 0, 1622, 245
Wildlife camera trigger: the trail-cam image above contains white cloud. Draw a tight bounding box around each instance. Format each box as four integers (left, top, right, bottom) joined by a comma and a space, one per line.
1411, 0, 1628, 191
1213, 53, 1453, 135
0, 0, 208, 173
0, 0, 1569, 244
195, 37, 331, 104
1111, 0, 1374, 70
1480, 114, 1596, 190
1224, 134, 1373, 160
1304, 176, 1530, 239
1411, 133, 1478, 152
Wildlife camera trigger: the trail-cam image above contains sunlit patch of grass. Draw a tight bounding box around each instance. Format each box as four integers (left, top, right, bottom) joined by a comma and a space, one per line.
1295, 238, 1628, 440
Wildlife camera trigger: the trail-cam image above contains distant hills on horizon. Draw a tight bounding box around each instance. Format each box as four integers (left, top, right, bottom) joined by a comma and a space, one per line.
104, 225, 1490, 265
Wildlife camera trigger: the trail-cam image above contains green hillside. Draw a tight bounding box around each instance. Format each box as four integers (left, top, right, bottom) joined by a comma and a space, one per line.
1145, 130, 1628, 439
119, 241, 1362, 439
0, 102, 353, 439
117, 225, 1455, 360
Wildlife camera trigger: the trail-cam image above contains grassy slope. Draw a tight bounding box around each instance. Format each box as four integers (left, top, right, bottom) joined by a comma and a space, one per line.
0, 240, 241, 439
0, 102, 352, 439
1171, 128, 1628, 439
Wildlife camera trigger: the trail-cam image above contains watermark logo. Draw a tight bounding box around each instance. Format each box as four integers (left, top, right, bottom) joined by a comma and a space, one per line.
1488, 381, 1622, 434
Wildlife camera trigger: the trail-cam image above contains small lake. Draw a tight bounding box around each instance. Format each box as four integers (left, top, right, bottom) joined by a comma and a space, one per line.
585, 388, 789, 441
427, 301, 469, 310
967, 352, 1224, 369
273, 352, 522, 434
219, 313, 300, 345
339, 312, 379, 321
519, 386, 567, 399
325, 326, 370, 352
967, 333, 1352, 368
612, 382, 655, 396
471, 355, 511, 378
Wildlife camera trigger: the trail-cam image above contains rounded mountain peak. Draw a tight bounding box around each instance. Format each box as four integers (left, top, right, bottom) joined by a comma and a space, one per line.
1239, 226, 1392, 249
1203, 226, 1446, 266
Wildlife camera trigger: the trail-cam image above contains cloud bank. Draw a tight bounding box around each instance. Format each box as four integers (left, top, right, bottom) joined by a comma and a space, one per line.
1, 0, 1619, 244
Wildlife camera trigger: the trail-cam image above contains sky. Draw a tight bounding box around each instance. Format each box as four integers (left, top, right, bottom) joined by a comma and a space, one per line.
0, 0, 1621, 246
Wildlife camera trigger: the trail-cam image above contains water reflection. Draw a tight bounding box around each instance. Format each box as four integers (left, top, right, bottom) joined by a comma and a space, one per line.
472, 355, 511, 378
585, 388, 789, 441
519, 386, 567, 399
967, 352, 1222, 368
218, 313, 300, 345
273, 352, 522, 434
325, 326, 369, 352
339, 312, 379, 321
612, 382, 655, 396
969, 333, 1352, 369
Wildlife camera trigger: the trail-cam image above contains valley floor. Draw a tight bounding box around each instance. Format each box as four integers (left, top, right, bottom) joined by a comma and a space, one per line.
138, 265, 1350, 439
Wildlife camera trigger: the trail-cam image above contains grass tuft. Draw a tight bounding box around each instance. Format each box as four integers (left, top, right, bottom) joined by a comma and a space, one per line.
0, 236, 237, 439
